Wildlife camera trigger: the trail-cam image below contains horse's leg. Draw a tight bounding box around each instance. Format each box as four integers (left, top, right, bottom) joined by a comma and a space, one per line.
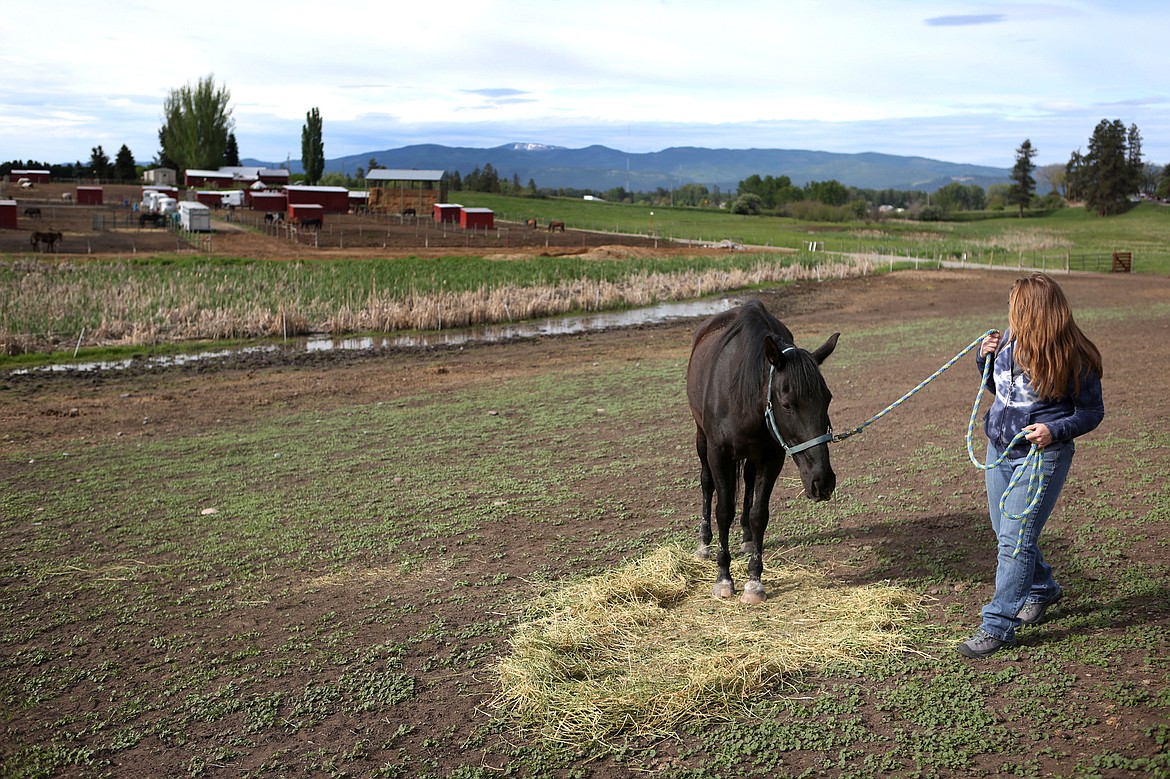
740, 462, 756, 555
741, 457, 783, 605
709, 452, 738, 599
695, 428, 714, 560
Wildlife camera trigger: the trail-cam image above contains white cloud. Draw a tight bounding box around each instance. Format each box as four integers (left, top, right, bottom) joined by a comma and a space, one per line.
1, 0, 1167, 167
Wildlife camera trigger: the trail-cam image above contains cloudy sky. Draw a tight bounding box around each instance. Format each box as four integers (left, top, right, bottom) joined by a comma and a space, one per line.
3, 1, 1167, 170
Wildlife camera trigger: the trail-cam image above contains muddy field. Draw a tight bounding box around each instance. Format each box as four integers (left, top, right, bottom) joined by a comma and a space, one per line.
2, 268, 1168, 777
1, 183, 686, 260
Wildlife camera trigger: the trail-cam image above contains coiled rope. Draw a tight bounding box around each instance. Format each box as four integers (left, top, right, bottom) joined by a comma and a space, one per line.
833, 329, 1046, 557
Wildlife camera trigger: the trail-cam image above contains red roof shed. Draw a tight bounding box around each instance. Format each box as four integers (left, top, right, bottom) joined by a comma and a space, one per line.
76, 186, 103, 205
285, 185, 349, 214
288, 203, 325, 225
460, 207, 494, 229
433, 203, 462, 223
0, 200, 17, 229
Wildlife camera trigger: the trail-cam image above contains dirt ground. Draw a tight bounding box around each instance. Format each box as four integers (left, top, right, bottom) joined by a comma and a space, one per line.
0, 182, 695, 260
2, 265, 1168, 776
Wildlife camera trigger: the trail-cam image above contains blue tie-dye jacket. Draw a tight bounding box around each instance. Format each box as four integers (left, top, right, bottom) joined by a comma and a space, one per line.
976, 332, 1104, 452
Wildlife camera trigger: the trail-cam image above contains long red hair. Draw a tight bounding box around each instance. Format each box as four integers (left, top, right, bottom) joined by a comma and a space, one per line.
1008, 272, 1103, 400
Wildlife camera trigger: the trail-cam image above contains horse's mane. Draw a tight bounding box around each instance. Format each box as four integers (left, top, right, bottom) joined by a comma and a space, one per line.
716, 301, 821, 414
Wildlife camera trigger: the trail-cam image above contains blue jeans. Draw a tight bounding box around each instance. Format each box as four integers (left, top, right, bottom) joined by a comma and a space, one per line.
979, 439, 1075, 641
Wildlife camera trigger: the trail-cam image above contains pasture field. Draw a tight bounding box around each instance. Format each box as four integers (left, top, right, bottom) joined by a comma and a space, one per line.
459, 192, 1170, 274
1, 270, 1167, 777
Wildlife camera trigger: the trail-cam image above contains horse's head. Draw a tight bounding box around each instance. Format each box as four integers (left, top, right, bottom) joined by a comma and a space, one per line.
763, 332, 840, 501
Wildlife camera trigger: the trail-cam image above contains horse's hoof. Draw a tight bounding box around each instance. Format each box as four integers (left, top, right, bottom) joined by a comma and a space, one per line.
740, 541, 754, 556
740, 581, 767, 605
711, 580, 735, 599
695, 544, 712, 561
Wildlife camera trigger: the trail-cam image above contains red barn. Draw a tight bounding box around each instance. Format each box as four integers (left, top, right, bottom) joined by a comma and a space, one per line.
460, 207, 494, 229
195, 191, 222, 208
76, 186, 103, 205
248, 191, 287, 212
12, 169, 51, 184
433, 203, 462, 223
0, 200, 17, 229
285, 185, 349, 214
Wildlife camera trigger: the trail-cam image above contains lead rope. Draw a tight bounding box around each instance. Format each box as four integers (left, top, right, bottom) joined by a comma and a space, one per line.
829, 330, 1046, 557
832, 330, 994, 443
965, 352, 1047, 558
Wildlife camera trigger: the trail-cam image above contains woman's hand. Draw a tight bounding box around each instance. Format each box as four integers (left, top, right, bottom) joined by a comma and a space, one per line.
1023, 423, 1053, 447
980, 331, 1001, 358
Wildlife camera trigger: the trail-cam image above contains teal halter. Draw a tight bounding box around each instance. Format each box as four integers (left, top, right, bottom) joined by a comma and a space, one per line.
764, 348, 834, 456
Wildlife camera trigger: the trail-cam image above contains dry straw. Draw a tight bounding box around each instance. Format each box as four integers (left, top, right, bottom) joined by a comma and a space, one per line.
492, 544, 920, 746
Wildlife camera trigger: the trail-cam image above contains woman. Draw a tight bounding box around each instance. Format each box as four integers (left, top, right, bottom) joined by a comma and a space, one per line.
958, 272, 1104, 659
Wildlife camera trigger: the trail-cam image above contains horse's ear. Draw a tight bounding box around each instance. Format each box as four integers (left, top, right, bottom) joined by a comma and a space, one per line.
763, 333, 785, 366
812, 333, 840, 365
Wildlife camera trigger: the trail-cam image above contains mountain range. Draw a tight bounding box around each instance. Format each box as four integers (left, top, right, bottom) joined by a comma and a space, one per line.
245, 143, 1012, 193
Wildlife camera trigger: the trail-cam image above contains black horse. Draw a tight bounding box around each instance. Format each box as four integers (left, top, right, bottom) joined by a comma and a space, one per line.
686, 300, 839, 603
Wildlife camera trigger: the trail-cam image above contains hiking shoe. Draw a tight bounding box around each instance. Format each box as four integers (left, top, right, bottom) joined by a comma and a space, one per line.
957, 629, 1016, 659
1017, 589, 1063, 626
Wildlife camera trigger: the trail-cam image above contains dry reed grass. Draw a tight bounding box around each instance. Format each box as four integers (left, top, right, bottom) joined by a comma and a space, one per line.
1, 255, 875, 353
492, 544, 921, 746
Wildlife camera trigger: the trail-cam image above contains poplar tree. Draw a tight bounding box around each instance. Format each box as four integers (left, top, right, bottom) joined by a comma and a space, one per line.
301, 108, 324, 185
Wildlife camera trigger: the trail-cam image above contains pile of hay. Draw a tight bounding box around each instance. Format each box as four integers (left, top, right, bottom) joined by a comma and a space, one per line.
492, 544, 921, 745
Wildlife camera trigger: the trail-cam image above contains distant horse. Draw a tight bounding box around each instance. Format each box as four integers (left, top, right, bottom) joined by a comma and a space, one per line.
24, 207, 42, 219
526, 218, 538, 229
264, 212, 284, 225
61, 193, 72, 202
299, 217, 322, 230
138, 212, 164, 227
30, 230, 63, 252
686, 300, 840, 603
402, 207, 416, 218
547, 220, 565, 232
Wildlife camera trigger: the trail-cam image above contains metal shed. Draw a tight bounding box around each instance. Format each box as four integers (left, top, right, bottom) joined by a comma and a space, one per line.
76, 186, 103, 205
433, 203, 463, 223
288, 203, 325, 225
460, 207, 494, 230
0, 200, 16, 229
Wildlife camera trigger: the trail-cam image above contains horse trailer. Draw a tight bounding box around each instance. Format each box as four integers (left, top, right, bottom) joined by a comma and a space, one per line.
179, 202, 211, 232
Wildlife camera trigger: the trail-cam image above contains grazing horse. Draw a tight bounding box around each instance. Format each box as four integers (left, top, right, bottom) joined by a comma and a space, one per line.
138, 212, 164, 227
24, 207, 42, 219
686, 300, 839, 604
264, 212, 284, 225
402, 207, 416, 217
548, 220, 565, 232
30, 230, 64, 252
299, 217, 322, 230
526, 218, 538, 229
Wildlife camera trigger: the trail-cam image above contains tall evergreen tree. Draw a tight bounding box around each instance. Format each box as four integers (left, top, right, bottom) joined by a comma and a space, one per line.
159, 75, 234, 173
1008, 139, 1037, 217
89, 145, 111, 180
301, 108, 324, 185
1080, 119, 1139, 216
224, 133, 240, 166
113, 145, 136, 182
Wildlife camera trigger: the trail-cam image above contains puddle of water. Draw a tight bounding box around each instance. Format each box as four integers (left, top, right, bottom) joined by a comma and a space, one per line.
10, 297, 738, 374
304, 297, 738, 350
